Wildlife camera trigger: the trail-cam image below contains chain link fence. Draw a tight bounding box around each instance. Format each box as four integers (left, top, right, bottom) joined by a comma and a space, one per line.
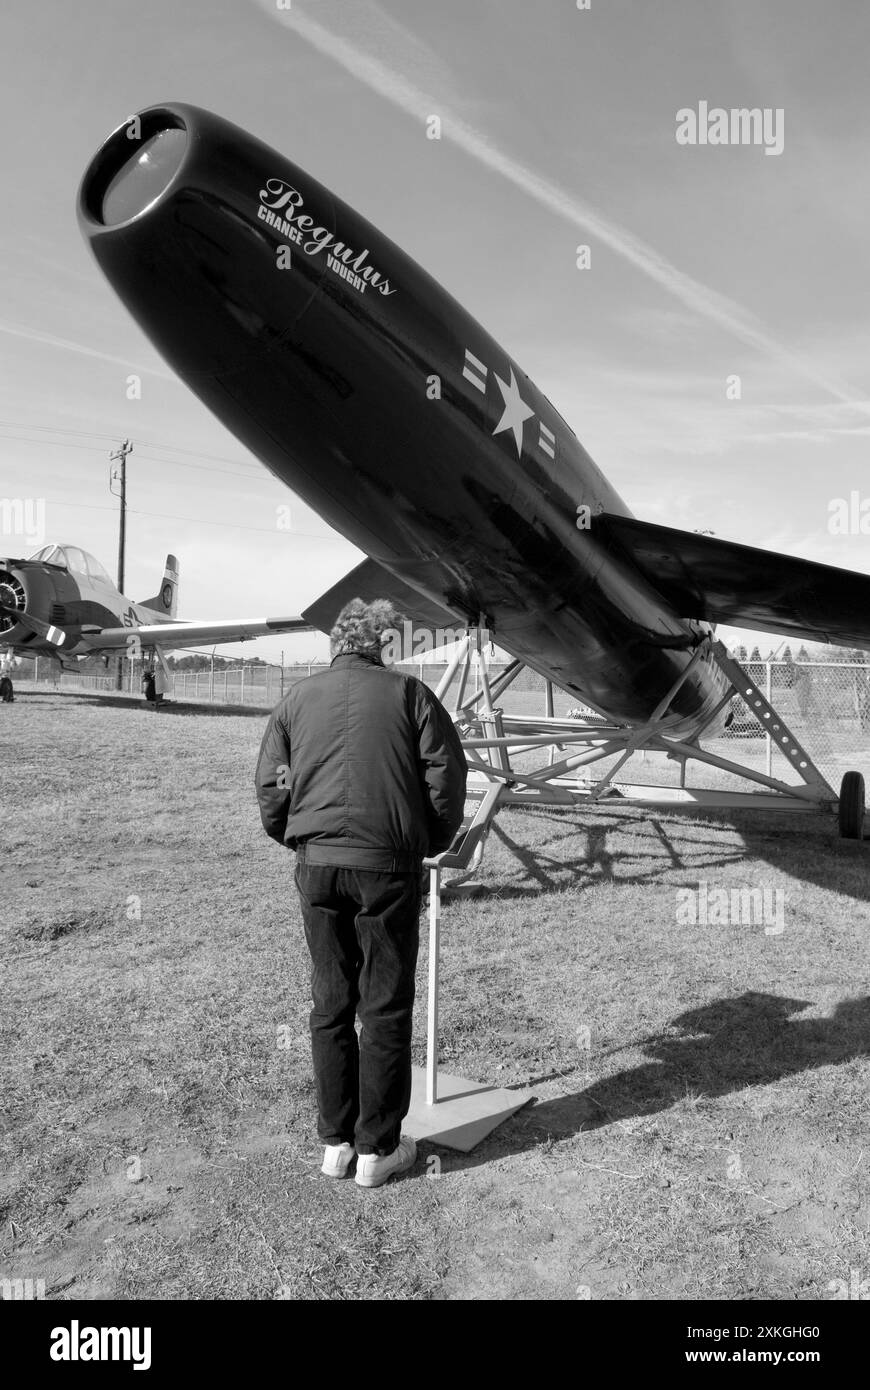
12, 655, 870, 793
721, 660, 870, 793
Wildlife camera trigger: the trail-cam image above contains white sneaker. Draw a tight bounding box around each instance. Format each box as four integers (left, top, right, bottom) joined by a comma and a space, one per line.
321, 1141, 355, 1179
355, 1136, 417, 1188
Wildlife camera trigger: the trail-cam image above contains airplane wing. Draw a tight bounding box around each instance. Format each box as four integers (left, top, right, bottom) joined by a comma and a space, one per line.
598, 514, 870, 649
77, 616, 313, 651
75, 520, 864, 658
302, 558, 462, 632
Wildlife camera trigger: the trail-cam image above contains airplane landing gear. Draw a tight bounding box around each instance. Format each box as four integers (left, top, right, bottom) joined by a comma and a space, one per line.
838, 771, 865, 840
0, 676, 14, 703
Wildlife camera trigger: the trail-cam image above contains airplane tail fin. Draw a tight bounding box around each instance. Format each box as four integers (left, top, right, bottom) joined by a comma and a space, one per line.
139, 554, 179, 617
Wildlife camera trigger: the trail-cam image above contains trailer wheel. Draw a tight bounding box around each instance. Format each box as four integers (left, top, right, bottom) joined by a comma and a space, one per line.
838, 771, 865, 840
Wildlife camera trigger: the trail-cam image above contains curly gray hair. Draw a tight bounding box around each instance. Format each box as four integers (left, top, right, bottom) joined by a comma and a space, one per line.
329, 598, 405, 660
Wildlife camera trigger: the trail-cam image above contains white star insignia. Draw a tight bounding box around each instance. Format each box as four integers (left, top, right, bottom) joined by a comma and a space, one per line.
492, 366, 535, 457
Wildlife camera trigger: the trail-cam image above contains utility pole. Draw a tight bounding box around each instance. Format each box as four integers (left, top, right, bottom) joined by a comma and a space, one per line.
109, 439, 133, 690
109, 439, 132, 593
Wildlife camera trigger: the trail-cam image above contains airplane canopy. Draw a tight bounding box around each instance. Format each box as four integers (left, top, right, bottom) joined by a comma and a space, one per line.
28, 544, 115, 586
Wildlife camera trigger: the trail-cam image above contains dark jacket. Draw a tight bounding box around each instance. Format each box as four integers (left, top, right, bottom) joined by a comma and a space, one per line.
254, 652, 467, 871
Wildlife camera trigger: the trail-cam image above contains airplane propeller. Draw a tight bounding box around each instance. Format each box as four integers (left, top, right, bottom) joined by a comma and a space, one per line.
0, 601, 71, 648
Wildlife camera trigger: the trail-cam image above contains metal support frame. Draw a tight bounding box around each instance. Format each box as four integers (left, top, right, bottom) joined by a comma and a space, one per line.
443, 631, 837, 819
422, 782, 505, 1105
403, 638, 531, 1146
405, 628, 839, 1149
404, 784, 531, 1150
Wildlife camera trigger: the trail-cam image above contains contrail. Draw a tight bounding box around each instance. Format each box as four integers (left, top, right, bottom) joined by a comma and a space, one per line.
0, 320, 175, 381
256, 0, 868, 415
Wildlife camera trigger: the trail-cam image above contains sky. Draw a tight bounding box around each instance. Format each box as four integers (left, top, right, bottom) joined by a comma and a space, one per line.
2, 0, 870, 662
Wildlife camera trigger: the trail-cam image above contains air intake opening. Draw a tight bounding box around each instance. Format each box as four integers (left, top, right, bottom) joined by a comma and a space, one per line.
81, 110, 187, 226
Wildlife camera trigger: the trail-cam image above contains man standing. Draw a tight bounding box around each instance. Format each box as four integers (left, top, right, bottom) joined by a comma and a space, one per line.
153, 662, 168, 708
141, 666, 156, 707
255, 599, 467, 1188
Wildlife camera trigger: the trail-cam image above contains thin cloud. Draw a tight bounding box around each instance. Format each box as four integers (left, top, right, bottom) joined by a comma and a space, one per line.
256, 0, 870, 417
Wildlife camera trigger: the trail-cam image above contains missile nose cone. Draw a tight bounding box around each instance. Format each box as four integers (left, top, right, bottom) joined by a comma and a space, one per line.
78, 110, 187, 228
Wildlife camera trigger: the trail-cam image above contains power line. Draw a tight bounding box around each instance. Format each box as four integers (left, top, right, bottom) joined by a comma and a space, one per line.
30, 495, 345, 541
134, 450, 273, 482
127, 439, 264, 474
0, 424, 348, 539
126, 505, 343, 541
0, 430, 272, 482
0, 432, 108, 454
0, 419, 265, 474
0, 421, 128, 442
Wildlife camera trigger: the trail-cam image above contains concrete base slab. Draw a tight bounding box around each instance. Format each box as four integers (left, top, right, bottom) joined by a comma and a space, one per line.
404, 1066, 533, 1152
439, 879, 487, 899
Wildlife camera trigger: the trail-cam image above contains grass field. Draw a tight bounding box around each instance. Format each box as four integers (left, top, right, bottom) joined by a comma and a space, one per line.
1, 690, 868, 1301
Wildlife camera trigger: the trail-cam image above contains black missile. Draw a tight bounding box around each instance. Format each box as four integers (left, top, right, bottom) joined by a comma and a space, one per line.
78, 103, 726, 727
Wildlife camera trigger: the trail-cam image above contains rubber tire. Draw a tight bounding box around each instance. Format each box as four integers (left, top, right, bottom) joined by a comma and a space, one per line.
838, 771, 865, 840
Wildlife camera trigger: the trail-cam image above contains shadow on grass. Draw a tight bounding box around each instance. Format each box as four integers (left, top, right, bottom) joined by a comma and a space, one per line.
468, 802, 870, 901
129, 699, 271, 720
18, 691, 271, 719
439, 991, 870, 1169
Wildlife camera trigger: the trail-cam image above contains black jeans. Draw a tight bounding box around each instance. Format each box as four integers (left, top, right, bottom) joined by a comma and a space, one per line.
294, 863, 422, 1155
